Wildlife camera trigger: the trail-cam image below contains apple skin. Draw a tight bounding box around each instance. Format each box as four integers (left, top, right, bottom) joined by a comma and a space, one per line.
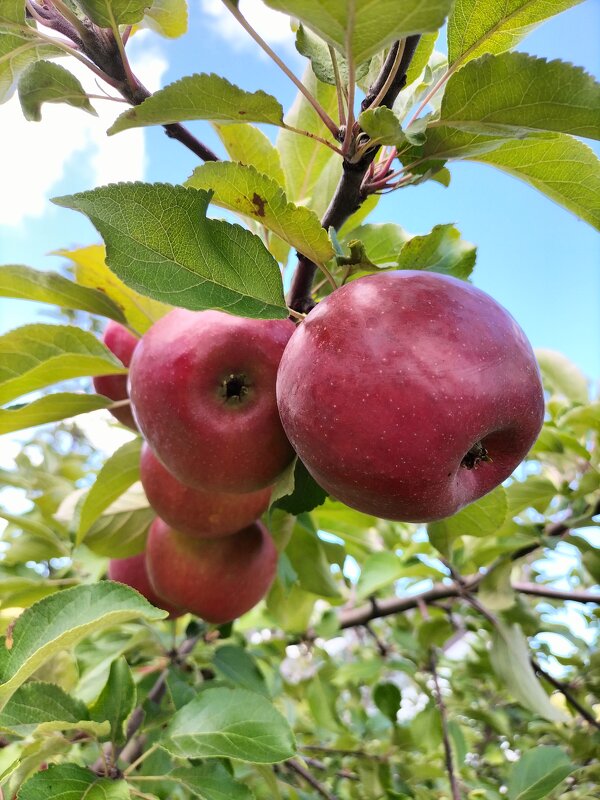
93, 321, 139, 430
276, 271, 545, 522
108, 553, 182, 618
140, 443, 271, 538
146, 518, 277, 624
129, 309, 296, 493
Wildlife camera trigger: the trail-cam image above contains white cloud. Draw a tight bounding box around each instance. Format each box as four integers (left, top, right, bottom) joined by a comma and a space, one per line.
200, 0, 297, 54
0, 31, 168, 228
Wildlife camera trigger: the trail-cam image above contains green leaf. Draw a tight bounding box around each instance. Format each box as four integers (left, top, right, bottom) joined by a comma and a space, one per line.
263, 0, 452, 63
0, 582, 165, 711
167, 764, 254, 800
0, 264, 126, 322
0, 392, 111, 435
0, 324, 126, 406
507, 746, 575, 800
18, 60, 96, 121
0, 681, 89, 737
144, 0, 188, 37
296, 24, 341, 85
186, 162, 334, 266
422, 130, 600, 231
479, 131, 600, 228
396, 223, 476, 279
561, 402, 600, 434
75, 438, 142, 544
277, 66, 340, 215
213, 645, 269, 697
53, 183, 287, 319
90, 657, 136, 744
506, 476, 557, 516
83, 485, 154, 558
267, 581, 316, 632
359, 106, 406, 147
18, 763, 130, 799
0, 5, 61, 105
344, 223, 410, 267
356, 552, 405, 599
75, 0, 151, 27
447, 0, 584, 66
535, 349, 589, 403
439, 53, 600, 139
490, 622, 569, 722
428, 486, 508, 556
109, 73, 284, 134
162, 686, 296, 763
373, 682, 401, 723
56, 244, 172, 334
478, 561, 515, 611
213, 122, 285, 188
405, 32, 438, 88
531, 425, 590, 461
273, 459, 328, 515
285, 525, 341, 599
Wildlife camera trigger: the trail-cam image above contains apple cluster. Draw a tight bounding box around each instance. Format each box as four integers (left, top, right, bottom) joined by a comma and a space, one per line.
95, 271, 545, 623
95, 310, 295, 623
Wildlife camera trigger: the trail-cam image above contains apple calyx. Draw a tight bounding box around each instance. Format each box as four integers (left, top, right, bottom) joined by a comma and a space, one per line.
461, 441, 492, 470
220, 373, 250, 403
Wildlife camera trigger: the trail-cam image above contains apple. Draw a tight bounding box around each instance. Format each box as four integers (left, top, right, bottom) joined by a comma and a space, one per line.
140, 443, 271, 538
146, 517, 277, 624
93, 321, 139, 430
108, 553, 182, 618
276, 271, 545, 522
129, 309, 295, 493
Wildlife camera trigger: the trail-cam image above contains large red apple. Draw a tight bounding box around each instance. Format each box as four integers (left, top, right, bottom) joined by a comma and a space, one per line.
108, 553, 182, 618
276, 271, 545, 522
93, 321, 139, 430
129, 309, 295, 493
140, 443, 271, 538
146, 518, 277, 624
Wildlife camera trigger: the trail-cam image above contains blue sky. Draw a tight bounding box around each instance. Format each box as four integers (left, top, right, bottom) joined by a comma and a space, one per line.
0, 0, 599, 378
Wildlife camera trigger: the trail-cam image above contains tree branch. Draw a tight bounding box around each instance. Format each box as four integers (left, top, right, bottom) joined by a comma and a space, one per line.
35, 6, 220, 164
430, 650, 462, 800
286, 759, 339, 800
90, 633, 201, 776
288, 36, 421, 313
532, 659, 600, 731
515, 583, 600, 605
335, 579, 598, 631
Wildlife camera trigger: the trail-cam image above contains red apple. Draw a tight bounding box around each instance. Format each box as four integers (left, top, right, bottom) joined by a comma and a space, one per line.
108, 553, 182, 618
140, 443, 271, 538
276, 271, 545, 522
146, 518, 277, 624
93, 321, 139, 430
129, 309, 295, 493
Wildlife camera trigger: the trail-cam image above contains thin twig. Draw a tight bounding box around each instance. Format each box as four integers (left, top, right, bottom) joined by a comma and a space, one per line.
365, 40, 406, 112
515, 583, 599, 605
221, 0, 339, 137
124, 742, 160, 776
430, 650, 461, 800
301, 746, 386, 761
283, 123, 343, 155
328, 45, 346, 126
341, 47, 355, 157
286, 759, 338, 800
303, 756, 360, 782
532, 659, 600, 730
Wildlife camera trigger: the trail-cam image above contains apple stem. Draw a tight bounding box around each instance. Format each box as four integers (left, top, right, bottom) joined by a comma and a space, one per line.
287, 36, 421, 314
